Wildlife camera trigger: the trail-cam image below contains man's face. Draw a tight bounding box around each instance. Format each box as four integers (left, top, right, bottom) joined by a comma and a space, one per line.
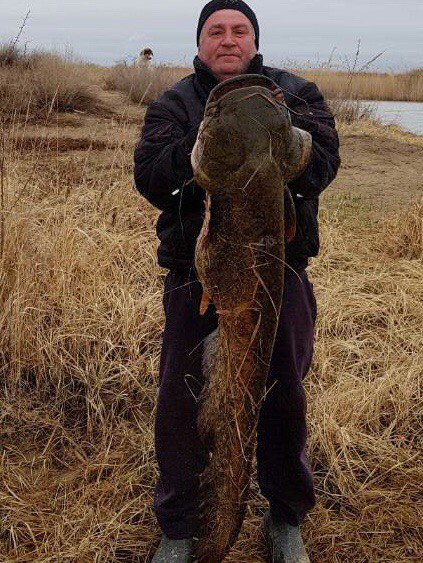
198, 9, 258, 82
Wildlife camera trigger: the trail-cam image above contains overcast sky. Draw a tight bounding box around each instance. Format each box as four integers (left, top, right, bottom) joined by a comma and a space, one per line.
1, 1, 422, 71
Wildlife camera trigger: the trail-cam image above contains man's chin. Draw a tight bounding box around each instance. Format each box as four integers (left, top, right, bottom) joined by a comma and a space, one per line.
216, 62, 244, 76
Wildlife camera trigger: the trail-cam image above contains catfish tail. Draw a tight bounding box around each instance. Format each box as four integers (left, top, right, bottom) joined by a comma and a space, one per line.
195, 310, 267, 562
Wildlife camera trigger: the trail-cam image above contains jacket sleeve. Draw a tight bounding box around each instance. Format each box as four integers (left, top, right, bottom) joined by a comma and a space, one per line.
134, 98, 202, 213
288, 81, 341, 198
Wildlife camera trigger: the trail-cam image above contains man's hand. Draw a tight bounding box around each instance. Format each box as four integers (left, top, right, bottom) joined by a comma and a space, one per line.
272, 87, 285, 105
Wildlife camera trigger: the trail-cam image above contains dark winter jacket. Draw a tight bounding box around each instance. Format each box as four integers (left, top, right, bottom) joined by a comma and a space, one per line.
134, 54, 340, 274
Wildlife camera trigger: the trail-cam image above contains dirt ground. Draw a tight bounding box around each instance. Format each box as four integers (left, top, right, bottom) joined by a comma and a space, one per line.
333, 131, 423, 209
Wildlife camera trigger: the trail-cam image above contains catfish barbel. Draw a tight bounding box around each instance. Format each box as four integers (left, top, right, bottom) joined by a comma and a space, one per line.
191, 74, 311, 562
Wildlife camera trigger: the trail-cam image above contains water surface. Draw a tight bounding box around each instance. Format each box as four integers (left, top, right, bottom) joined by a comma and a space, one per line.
361, 100, 423, 136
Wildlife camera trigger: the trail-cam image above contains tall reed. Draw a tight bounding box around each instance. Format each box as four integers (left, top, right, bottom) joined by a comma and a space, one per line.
298, 68, 423, 102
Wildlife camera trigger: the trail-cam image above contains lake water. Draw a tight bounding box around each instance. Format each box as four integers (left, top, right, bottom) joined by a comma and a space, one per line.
360, 100, 423, 136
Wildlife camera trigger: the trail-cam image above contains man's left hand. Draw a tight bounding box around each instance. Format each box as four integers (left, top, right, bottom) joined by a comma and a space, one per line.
272, 87, 285, 105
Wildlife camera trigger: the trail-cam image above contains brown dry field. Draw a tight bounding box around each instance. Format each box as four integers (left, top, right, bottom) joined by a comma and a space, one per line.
1, 91, 422, 562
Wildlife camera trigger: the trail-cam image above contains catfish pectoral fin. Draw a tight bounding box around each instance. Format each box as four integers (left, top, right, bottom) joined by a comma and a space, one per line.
284, 127, 313, 181
200, 288, 213, 315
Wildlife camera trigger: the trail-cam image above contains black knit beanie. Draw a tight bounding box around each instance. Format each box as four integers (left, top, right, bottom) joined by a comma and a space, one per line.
197, 0, 259, 49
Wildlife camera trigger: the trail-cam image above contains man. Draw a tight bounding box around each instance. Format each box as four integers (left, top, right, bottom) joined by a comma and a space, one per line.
134, 1, 340, 561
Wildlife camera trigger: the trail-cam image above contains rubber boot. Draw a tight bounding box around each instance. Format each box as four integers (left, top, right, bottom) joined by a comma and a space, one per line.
151, 534, 195, 562
262, 509, 310, 563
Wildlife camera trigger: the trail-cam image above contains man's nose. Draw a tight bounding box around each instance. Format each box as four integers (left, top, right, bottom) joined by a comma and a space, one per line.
221, 32, 237, 46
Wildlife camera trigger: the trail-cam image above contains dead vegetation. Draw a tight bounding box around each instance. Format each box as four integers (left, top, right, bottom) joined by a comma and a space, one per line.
299, 68, 423, 102
327, 98, 376, 125
379, 200, 423, 260
0, 46, 106, 121
1, 40, 421, 136
0, 97, 422, 561
104, 62, 189, 104
11, 136, 114, 153
0, 43, 189, 122
305, 196, 423, 562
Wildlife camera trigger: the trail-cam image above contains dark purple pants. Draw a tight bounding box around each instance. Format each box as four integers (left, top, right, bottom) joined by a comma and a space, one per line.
153, 267, 317, 539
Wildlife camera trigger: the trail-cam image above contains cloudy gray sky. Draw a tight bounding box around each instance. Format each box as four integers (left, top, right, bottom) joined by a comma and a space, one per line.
1, 0, 422, 71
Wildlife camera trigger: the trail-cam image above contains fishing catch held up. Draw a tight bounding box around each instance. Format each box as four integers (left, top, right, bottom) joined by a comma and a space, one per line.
191, 74, 312, 562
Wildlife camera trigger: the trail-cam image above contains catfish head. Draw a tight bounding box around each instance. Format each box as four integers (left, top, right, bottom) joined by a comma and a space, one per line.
191, 74, 312, 193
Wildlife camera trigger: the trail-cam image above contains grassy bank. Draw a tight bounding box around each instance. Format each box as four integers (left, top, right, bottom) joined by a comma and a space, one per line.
0, 45, 106, 121
0, 96, 422, 561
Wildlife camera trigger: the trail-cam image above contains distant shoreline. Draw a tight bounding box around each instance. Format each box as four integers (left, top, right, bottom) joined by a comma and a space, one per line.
127, 65, 423, 102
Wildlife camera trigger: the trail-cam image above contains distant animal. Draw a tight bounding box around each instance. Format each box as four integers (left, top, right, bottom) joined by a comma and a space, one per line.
136, 47, 153, 68
191, 74, 311, 562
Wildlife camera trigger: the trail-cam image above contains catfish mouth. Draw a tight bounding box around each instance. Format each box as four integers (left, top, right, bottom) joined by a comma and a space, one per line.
194, 74, 289, 187
207, 74, 281, 104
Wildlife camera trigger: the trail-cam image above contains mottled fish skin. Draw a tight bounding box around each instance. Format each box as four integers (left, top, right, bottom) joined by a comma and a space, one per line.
191, 75, 310, 563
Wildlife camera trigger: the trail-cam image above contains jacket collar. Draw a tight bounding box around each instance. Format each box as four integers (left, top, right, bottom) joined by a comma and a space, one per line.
193, 53, 264, 104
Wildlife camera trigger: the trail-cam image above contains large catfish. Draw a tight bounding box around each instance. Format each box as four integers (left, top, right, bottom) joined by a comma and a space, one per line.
191, 74, 311, 562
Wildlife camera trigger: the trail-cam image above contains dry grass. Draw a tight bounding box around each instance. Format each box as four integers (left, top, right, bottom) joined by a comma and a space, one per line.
336, 117, 423, 147
298, 68, 423, 102
0, 120, 162, 561
378, 200, 423, 260
0, 101, 422, 561
2, 43, 421, 127
305, 196, 422, 562
0, 48, 105, 120
103, 64, 423, 115
105, 64, 423, 106
104, 63, 189, 104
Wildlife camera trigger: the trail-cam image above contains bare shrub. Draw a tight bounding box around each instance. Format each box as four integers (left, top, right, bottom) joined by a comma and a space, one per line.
292, 42, 422, 126
328, 98, 376, 124
0, 42, 25, 67
105, 62, 189, 104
